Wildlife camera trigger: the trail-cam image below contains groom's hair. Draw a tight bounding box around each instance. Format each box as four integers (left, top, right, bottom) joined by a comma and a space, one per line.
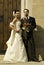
24, 9, 29, 13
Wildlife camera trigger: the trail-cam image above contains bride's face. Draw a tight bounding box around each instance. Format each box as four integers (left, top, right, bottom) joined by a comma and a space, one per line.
15, 12, 20, 18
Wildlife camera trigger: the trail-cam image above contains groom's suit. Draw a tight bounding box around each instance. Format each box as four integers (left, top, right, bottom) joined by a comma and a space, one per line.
21, 16, 36, 61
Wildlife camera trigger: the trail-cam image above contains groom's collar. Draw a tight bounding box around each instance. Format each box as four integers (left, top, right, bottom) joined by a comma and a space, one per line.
24, 16, 30, 19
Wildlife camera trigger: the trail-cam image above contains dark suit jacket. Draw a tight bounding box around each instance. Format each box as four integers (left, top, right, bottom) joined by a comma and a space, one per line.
21, 16, 36, 39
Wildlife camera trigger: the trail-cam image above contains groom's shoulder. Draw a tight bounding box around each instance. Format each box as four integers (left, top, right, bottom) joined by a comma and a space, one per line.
29, 16, 35, 20
21, 17, 25, 22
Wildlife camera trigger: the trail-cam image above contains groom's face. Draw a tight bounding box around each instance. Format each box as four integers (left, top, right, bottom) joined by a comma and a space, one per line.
24, 9, 29, 17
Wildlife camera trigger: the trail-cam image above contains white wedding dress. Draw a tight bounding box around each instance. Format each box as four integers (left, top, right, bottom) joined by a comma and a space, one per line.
3, 20, 28, 62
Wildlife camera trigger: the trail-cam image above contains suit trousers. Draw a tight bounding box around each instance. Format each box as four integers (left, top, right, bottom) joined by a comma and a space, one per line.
23, 37, 36, 61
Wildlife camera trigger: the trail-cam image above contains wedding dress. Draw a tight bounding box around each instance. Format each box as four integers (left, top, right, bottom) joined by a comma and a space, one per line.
3, 20, 28, 62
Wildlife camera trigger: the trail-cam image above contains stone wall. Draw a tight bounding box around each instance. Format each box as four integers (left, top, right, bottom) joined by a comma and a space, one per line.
32, 0, 44, 60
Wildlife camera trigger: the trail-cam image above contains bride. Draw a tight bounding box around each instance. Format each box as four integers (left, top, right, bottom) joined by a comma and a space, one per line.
3, 10, 28, 62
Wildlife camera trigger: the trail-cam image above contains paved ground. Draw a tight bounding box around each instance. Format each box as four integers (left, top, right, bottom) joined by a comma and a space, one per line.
0, 55, 44, 65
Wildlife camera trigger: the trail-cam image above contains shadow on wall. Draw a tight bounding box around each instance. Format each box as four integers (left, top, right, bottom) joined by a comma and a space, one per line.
33, 25, 44, 61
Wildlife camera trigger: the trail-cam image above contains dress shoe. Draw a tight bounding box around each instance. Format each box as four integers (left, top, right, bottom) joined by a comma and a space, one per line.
31, 58, 41, 62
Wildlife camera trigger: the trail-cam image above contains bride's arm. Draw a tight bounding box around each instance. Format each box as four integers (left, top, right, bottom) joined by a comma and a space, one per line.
9, 23, 14, 30
9, 17, 17, 29
11, 17, 17, 24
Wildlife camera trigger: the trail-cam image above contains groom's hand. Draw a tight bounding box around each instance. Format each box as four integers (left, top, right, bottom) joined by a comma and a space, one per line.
26, 30, 30, 32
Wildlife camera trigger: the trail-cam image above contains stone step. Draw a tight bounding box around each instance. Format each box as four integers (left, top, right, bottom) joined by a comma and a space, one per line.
0, 55, 44, 65
0, 61, 44, 65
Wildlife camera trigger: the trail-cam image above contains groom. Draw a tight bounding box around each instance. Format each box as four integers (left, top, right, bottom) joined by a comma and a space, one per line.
21, 9, 38, 61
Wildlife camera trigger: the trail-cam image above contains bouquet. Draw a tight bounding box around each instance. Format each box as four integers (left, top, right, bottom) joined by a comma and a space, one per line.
22, 22, 31, 32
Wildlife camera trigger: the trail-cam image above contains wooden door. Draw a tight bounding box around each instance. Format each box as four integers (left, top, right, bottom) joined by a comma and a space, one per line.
0, 0, 21, 54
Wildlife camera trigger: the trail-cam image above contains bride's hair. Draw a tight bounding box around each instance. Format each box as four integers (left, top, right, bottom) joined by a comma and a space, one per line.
13, 9, 20, 13
13, 9, 20, 21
